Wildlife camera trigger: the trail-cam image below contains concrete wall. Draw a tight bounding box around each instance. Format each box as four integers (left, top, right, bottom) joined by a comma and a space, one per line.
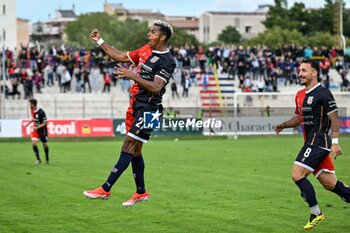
17, 18, 29, 48
0, 0, 17, 49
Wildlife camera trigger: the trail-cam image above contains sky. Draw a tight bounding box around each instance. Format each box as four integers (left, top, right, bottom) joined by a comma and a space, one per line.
17, 0, 350, 23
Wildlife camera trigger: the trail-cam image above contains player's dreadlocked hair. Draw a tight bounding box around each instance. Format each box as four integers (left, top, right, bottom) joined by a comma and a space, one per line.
153, 20, 173, 41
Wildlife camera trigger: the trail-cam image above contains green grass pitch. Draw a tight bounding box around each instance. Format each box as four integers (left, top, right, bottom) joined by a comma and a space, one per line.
0, 136, 349, 233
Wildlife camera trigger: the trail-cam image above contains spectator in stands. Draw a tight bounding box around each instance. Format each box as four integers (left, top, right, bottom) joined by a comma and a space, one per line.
33, 70, 42, 94
335, 58, 344, 74
304, 45, 313, 58
30, 48, 39, 71
91, 65, 101, 93
237, 60, 247, 89
44, 63, 54, 87
243, 84, 253, 106
171, 81, 179, 98
9, 77, 21, 99
251, 55, 260, 80
56, 63, 65, 87
182, 74, 190, 98
74, 66, 82, 92
189, 69, 197, 86
227, 55, 236, 80
82, 67, 91, 93
320, 57, 331, 89
102, 71, 111, 93
121, 78, 130, 93
23, 75, 33, 99
243, 75, 252, 89
61, 68, 72, 93
196, 47, 207, 73
257, 76, 265, 92
201, 71, 209, 90
1, 84, 10, 99
341, 69, 349, 92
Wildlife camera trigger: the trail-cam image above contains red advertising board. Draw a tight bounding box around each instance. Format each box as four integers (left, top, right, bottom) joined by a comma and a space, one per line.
22, 120, 77, 137
76, 119, 114, 137
21, 119, 113, 137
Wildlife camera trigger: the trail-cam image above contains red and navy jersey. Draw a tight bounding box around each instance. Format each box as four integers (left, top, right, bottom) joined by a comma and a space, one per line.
295, 83, 338, 149
31, 108, 48, 136
127, 44, 176, 104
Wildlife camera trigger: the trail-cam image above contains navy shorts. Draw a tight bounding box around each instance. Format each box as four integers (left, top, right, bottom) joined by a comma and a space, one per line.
127, 101, 162, 143
294, 145, 329, 172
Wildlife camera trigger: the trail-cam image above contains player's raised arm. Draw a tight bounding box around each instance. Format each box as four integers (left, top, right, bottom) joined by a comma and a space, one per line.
274, 115, 300, 135
90, 28, 130, 63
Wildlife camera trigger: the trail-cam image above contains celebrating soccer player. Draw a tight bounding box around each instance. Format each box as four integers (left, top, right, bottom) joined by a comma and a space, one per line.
83, 21, 176, 206
274, 59, 349, 230
26, 99, 49, 165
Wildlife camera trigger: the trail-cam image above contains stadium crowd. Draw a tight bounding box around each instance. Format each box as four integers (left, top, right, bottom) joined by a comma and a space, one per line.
1, 43, 350, 100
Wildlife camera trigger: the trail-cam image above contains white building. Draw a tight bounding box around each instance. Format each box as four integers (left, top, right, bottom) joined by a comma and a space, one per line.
30, 9, 77, 44
199, 10, 267, 44
0, 0, 17, 49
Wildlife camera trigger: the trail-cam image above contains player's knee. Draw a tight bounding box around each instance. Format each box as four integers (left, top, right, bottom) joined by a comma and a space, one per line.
321, 181, 336, 191
121, 137, 137, 154
291, 173, 304, 182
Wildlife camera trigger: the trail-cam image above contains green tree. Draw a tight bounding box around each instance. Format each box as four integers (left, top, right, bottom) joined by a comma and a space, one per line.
217, 26, 241, 44
307, 0, 334, 35
65, 13, 198, 49
288, 2, 309, 35
65, 13, 118, 48
245, 26, 305, 48
263, 0, 290, 29
306, 32, 336, 48
168, 28, 199, 47
65, 13, 149, 50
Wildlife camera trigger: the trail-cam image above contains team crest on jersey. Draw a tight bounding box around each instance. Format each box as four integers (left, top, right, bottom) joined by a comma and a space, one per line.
150, 56, 159, 63
307, 96, 314, 105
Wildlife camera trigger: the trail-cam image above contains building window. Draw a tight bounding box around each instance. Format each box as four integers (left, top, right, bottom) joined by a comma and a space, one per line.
3, 30, 5, 40
245, 26, 252, 33
2, 5, 5, 15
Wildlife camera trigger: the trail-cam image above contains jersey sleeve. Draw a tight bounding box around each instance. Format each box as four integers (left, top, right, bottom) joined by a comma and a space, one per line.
127, 47, 141, 65
294, 94, 300, 116
323, 90, 338, 115
127, 44, 149, 65
39, 110, 47, 123
154, 60, 176, 83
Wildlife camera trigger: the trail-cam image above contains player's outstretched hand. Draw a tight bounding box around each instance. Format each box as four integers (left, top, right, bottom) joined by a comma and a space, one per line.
114, 64, 137, 80
90, 28, 101, 42
331, 144, 342, 160
274, 123, 285, 135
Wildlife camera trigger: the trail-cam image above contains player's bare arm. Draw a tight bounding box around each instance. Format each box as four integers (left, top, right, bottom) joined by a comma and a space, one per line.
328, 111, 342, 158
114, 64, 165, 94
26, 119, 34, 127
34, 122, 47, 131
90, 28, 130, 62
274, 115, 300, 135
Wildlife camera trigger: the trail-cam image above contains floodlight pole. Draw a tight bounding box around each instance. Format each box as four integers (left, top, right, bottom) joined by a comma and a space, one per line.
339, 0, 346, 52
